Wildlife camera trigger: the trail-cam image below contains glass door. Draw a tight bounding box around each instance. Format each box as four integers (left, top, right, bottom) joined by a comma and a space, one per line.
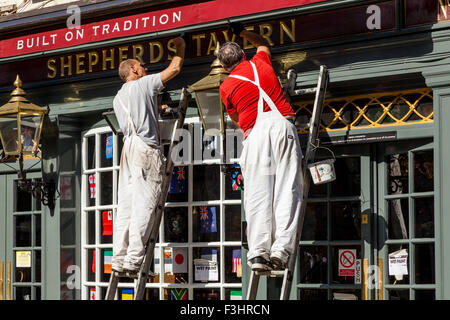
5, 171, 43, 300
377, 138, 436, 300
297, 143, 374, 300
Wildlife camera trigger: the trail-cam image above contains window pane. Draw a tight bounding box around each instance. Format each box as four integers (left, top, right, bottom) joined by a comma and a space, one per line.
299, 289, 328, 300
331, 245, 361, 284
332, 289, 360, 300
388, 198, 409, 239
87, 211, 95, 245
15, 251, 32, 283
193, 165, 220, 201
167, 166, 188, 202
35, 250, 41, 283
193, 247, 220, 283
225, 164, 242, 200
100, 210, 113, 244
15, 215, 32, 247
330, 157, 360, 197
164, 207, 188, 243
299, 246, 328, 284
60, 212, 76, 246
415, 243, 435, 284
225, 288, 242, 300
100, 132, 113, 168
330, 201, 361, 241
87, 249, 95, 282
100, 171, 113, 206
144, 288, 159, 300
193, 288, 220, 300
414, 150, 433, 193
414, 290, 435, 300
165, 288, 188, 300
87, 174, 96, 207
301, 202, 327, 241
87, 135, 95, 170
34, 179, 42, 211
388, 244, 409, 285
415, 197, 434, 238
387, 153, 408, 195
15, 286, 32, 300
225, 205, 241, 241
388, 290, 409, 300
15, 180, 32, 212
100, 248, 113, 282
193, 206, 219, 242
224, 246, 242, 283
35, 214, 41, 247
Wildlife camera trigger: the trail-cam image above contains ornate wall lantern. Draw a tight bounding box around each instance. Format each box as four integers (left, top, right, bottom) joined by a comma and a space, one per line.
188, 43, 229, 136
0, 75, 57, 210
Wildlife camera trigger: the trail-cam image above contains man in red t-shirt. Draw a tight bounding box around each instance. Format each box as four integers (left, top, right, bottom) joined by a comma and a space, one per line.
218, 27, 304, 272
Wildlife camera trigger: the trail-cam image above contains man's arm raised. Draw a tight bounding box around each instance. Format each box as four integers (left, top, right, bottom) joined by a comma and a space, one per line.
239, 29, 271, 58
160, 37, 186, 84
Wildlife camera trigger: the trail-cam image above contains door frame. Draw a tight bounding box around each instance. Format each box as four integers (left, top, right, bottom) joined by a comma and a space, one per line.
376, 138, 436, 300
0, 174, 6, 300
4, 170, 44, 300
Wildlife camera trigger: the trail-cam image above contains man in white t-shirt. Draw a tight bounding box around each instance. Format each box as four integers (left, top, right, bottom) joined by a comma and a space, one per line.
111, 36, 185, 274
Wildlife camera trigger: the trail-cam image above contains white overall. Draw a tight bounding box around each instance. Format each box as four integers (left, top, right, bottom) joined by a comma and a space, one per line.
231, 62, 304, 266
112, 89, 165, 272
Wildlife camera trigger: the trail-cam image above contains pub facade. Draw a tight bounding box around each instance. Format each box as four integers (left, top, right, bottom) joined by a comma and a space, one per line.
0, 0, 449, 300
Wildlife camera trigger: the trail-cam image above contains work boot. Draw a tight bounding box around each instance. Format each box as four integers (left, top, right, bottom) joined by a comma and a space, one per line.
249, 256, 273, 272
270, 257, 287, 270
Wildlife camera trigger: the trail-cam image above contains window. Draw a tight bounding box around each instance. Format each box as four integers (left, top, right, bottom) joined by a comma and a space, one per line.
81, 120, 243, 300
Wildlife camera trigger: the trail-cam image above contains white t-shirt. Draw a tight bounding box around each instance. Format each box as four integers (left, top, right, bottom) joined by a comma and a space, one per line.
113, 73, 165, 147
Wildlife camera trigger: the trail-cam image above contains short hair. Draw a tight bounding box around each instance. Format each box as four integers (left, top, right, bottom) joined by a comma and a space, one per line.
118, 59, 138, 82
218, 42, 244, 71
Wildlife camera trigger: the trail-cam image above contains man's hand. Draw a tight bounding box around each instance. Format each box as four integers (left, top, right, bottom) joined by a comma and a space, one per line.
158, 104, 169, 114
171, 36, 186, 49
228, 22, 244, 36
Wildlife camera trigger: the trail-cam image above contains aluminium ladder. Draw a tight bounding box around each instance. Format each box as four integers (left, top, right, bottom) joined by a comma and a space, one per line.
246, 65, 329, 300
105, 88, 191, 300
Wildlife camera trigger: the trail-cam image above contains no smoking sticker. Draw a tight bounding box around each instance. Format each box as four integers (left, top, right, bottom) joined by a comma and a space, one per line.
338, 249, 356, 276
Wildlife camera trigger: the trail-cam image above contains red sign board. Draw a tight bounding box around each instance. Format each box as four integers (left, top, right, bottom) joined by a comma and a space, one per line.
339, 250, 356, 276
0, 0, 325, 59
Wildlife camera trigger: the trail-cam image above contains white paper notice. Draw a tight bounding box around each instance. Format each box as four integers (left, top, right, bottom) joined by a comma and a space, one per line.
194, 259, 218, 282
16, 251, 31, 268
388, 249, 408, 276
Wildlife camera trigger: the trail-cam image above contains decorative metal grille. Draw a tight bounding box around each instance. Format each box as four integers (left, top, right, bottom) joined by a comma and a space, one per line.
293, 88, 433, 134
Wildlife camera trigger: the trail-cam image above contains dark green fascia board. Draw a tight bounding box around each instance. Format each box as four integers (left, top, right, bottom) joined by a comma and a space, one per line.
0, 0, 430, 64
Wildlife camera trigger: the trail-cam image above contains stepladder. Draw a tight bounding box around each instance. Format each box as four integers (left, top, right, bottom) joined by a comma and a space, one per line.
105, 88, 191, 300
246, 65, 330, 300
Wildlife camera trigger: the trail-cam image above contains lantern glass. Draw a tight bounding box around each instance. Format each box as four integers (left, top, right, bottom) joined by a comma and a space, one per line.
20, 114, 43, 154
195, 88, 224, 135
0, 115, 19, 154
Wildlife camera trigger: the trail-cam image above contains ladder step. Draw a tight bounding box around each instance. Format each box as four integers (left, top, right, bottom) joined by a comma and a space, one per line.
294, 88, 317, 95
112, 270, 155, 279
255, 270, 288, 277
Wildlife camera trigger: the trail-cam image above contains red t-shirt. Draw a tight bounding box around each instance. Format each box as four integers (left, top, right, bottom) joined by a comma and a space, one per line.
220, 51, 295, 137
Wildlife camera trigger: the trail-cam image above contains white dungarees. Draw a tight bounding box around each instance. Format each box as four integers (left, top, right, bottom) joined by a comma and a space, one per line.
112, 87, 165, 272
231, 61, 304, 265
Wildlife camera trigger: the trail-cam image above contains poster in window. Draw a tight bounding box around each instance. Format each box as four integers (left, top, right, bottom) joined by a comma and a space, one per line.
105, 133, 113, 160
169, 166, 186, 194
170, 288, 187, 300
199, 206, 217, 233
89, 174, 96, 199
102, 210, 113, 236
104, 249, 113, 274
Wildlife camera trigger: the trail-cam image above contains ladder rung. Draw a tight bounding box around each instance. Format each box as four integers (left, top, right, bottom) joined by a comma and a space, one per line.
113, 270, 155, 279
294, 88, 317, 95
255, 270, 288, 277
